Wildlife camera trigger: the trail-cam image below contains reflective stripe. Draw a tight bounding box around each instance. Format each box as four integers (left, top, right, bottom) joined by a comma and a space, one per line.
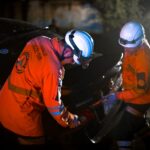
8, 76, 42, 99
51, 111, 61, 116
48, 105, 65, 116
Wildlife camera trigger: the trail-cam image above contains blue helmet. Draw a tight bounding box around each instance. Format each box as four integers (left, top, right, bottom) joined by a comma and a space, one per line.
65, 30, 94, 68
118, 21, 145, 48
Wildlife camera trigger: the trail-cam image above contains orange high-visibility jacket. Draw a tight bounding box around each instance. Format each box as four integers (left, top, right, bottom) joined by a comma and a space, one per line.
0, 36, 68, 137
117, 40, 150, 104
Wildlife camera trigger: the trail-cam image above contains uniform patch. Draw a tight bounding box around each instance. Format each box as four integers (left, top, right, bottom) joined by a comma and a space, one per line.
16, 52, 29, 73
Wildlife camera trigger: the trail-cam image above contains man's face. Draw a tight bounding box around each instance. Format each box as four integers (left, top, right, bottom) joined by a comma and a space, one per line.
61, 46, 74, 65
63, 46, 73, 59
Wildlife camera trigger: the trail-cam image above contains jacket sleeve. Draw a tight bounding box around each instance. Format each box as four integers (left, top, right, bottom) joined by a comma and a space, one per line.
116, 51, 150, 102
42, 68, 72, 127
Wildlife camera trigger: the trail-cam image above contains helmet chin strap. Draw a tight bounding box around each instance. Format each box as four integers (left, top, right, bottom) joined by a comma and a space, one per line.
69, 30, 83, 60
49, 39, 73, 62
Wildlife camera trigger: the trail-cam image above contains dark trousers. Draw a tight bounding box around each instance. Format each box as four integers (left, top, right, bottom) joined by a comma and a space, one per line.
110, 103, 150, 141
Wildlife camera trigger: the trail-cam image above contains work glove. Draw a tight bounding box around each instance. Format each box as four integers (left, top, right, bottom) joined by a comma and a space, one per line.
68, 115, 88, 128
103, 93, 117, 102
61, 109, 81, 128
67, 114, 81, 128
102, 93, 117, 115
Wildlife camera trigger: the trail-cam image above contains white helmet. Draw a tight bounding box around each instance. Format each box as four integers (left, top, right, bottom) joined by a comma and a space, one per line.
118, 21, 145, 48
65, 30, 94, 68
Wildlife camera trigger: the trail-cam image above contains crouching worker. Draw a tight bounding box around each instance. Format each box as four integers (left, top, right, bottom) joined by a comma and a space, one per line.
0, 29, 94, 145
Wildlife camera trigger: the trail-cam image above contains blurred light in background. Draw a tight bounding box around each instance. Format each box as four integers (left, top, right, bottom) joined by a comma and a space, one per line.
27, 1, 103, 33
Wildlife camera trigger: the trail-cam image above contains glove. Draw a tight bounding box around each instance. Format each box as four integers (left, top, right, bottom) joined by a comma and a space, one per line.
103, 93, 117, 104
102, 93, 117, 115
61, 110, 81, 128
68, 114, 81, 128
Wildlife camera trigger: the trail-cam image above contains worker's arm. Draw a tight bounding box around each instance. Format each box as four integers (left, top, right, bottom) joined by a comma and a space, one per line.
42, 69, 80, 128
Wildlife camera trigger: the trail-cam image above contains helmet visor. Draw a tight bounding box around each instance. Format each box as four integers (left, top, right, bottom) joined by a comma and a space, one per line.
119, 35, 143, 46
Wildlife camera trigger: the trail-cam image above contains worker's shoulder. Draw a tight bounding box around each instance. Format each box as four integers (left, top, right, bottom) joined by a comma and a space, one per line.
30, 35, 53, 42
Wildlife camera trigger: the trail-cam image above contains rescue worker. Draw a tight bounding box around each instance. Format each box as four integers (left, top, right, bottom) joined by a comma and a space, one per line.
103, 21, 150, 149
0, 29, 94, 145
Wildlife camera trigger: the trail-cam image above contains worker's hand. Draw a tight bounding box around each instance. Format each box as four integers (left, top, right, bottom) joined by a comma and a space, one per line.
69, 115, 88, 128
102, 93, 117, 115
68, 113, 81, 128
103, 93, 117, 103
60, 108, 80, 128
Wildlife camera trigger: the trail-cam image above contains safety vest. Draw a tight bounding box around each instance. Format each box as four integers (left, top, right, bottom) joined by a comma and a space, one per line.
117, 40, 150, 104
